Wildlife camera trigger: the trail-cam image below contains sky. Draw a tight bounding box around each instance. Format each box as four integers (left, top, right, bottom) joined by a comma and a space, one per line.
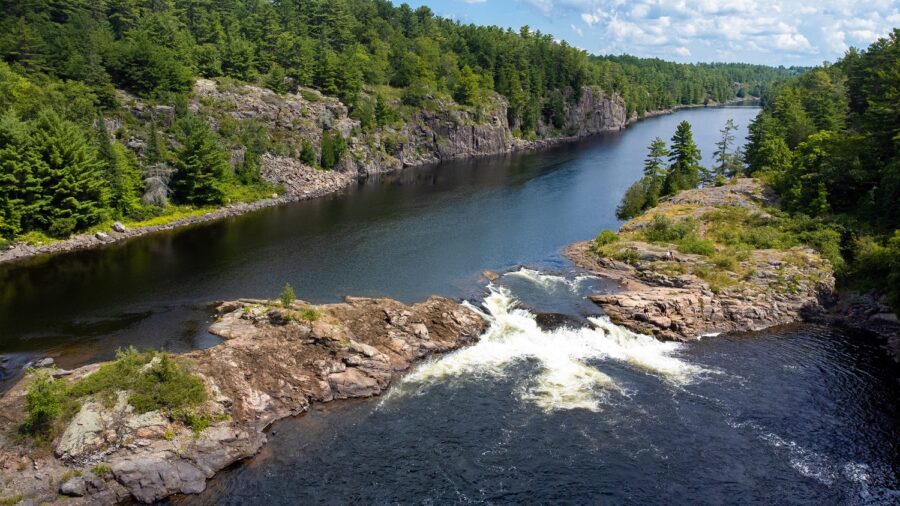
393, 0, 900, 65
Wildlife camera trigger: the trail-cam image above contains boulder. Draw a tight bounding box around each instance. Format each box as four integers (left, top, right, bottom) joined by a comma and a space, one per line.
111, 222, 126, 233
59, 476, 87, 497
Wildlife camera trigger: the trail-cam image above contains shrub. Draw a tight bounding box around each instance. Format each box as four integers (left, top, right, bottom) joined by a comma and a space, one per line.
849, 232, 900, 311
279, 283, 296, 308
68, 348, 207, 414
693, 265, 737, 293
644, 216, 696, 243
298, 308, 321, 322
92, 464, 112, 477
20, 370, 77, 440
612, 247, 640, 265
593, 229, 618, 247
710, 252, 738, 271
677, 235, 716, 256
48, 217, 77, 238
300, 140, 316, 166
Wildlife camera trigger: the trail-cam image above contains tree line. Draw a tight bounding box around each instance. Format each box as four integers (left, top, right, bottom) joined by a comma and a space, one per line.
743, 29, 900, 309
0, 0, 794, 243
617, 118, 743, 219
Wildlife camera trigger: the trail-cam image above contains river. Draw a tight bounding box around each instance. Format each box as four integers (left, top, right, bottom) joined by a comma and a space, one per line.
2, 107, 898, 503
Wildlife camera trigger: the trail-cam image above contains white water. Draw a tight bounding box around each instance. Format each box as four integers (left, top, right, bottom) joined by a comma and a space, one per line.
395, 271, 705, 412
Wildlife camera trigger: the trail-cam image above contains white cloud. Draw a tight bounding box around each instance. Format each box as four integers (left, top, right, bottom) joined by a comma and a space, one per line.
460, 0, 487, 3
517, 0, 899, 63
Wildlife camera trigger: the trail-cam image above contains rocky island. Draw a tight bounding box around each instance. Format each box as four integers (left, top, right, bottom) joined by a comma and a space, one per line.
567, 179, 836, 340
0, 296, 485, 504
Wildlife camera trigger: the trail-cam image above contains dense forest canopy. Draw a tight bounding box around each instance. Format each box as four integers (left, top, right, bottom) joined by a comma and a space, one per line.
0, 0, 796, 243
744, 29, 900, 307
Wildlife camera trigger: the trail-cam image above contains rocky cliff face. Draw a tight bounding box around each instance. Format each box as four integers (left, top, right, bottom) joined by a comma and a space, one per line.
0, 296, 486, 504
189, 79, 627, 184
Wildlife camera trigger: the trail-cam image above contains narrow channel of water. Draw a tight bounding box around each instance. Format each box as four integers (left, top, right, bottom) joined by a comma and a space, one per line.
0, 107, 760, 374
5, 106, 899, 503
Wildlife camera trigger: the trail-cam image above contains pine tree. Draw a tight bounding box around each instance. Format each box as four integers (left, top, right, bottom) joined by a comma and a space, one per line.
641, 136, 668, 207
97, 115, 141, 217
170, 116, 228, 205
665, 120, 703, 194
0, 113, 44, 237
32, 110, 108, 236
712, 119, 741, 180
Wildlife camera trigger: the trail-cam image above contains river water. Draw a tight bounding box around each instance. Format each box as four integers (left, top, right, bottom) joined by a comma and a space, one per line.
2, 107, 898, 503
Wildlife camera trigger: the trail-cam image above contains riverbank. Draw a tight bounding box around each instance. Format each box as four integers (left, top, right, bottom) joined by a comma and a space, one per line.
0, 97, 754, 267
566, 178, 836, 340
0, 296, 485, 504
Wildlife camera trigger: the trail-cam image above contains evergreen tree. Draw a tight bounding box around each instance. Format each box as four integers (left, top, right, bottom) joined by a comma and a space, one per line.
665, 120, 703, 194
0, 113, 44, 237
170, 116, 228, 205
32, 110, 108, 236
641, 137, 668, 207
97, 115, 141, 216
712, 119, 741, 180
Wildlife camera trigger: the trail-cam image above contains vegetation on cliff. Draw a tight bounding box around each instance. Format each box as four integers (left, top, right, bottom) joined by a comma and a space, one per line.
0, 0, 794, 245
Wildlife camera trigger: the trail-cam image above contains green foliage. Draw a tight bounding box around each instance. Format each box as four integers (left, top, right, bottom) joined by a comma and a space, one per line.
69, 348, 207, 414
320, 131, 346, 170
848, 232, 900, 309
616, 178, 653, 220
665, 121, 703, 194
91, 464, 112, 478
676, 235, 716, 256
0, 0, 793, 244
643, 216, 696, 243
454, 65, 481, 106
280, 283, 296, 308
170, 116, 229, 206
300, 140, 317, 166
593, 229, 619, 247
21, 370, 78, 440
744, 30, 900, 307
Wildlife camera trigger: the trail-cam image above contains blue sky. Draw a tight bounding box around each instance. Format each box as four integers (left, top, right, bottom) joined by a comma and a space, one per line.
394, 0, 899, 65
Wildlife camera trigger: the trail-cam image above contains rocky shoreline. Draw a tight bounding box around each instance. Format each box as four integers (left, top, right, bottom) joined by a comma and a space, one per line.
0, 296, 486, 504
566, 179, 836, 341
2, 80, 754, 267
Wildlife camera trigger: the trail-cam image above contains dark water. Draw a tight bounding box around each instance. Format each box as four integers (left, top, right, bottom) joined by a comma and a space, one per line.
0, 106, 759, 372
3, 106, 900, 502
184, 272, 900, 505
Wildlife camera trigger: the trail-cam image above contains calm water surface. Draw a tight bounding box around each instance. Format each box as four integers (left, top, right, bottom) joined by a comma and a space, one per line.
2, 107, 898, 503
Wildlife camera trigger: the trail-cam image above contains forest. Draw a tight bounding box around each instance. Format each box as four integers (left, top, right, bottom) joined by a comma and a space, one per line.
0, 0, 794, 243
744, 29, 900, 308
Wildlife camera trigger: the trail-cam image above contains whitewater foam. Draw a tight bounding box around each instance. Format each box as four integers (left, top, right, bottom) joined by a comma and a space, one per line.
396, 279, 704, 412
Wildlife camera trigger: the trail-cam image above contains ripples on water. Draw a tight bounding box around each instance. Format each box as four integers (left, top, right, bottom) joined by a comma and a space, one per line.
182, 269, 900, 505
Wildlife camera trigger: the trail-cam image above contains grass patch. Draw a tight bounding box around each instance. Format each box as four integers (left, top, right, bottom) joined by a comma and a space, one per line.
285, 307, 322, 322
0, 494, 23, 506
91, 463, 112, 478
123, 206, 217, 229
676, 235, 716, 256
16, 231, 59, 246
693, 265, 737, 293
642, 215, 697, 243
20, 348, 208, 443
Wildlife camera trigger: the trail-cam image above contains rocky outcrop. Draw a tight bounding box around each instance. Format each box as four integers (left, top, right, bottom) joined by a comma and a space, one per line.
0, 296, 486, 504
567, 180, 835, 340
